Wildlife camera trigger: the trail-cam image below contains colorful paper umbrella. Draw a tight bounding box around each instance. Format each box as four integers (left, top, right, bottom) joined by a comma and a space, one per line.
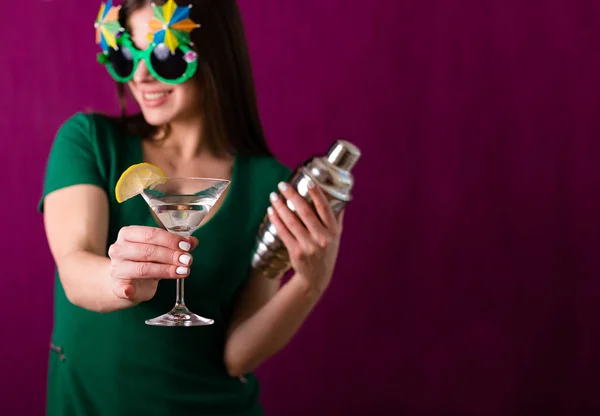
95, 0, 123, 53
148, 0, 200, 54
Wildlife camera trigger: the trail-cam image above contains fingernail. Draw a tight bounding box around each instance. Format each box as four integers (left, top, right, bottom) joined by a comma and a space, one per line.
270, 192, 279, 202
177, 267, 189, 275
122, 289, 128, 298
286, 200, 296, 212
307, 179, 315, 189
267, 206, 274, 216
179, 254, 192, 265
278, 182, 288, 192
179, 241, 191, 251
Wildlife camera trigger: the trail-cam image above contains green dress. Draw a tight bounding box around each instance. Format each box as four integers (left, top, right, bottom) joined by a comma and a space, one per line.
38, 113, 291, 416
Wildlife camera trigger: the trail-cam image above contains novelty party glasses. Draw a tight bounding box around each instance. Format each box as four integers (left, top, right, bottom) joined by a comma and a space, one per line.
97, 33, 199, 84
95, 0, 200, 85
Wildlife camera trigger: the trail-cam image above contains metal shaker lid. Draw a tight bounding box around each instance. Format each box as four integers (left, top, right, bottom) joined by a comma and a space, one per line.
327, 139, 361, 171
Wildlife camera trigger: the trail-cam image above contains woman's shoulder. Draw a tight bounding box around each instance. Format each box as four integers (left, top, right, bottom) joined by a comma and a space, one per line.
57, 111, 125, 140
53, 111, 133, 164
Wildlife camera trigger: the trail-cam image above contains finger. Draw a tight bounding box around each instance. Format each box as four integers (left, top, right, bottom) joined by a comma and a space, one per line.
123, 283, 135, 299
306, 182, 337, 229
277, 182, 328, 239
189, 237, 199, 250
116, 260, 190, 280
267, 205, 297, 250
110, 272, 137, 300
113, 278, 159, 301
109, 242, 192, 267
270, 191, 312, 242
117, 226, 192, 251
113, 278, 135, 300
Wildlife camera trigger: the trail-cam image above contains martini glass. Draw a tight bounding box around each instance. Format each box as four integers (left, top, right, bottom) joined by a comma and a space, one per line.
140, 177, 230, 327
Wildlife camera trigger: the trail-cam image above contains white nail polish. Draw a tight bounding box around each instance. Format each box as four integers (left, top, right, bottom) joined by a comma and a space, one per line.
267, 206, 274, 216
179, 254, 192, 265
286, 200, 296, 212
179, 241, 191, 251
278, 182, 288, 192
307, 179, 315, 189
270, 192, 279, 202
176, 267, 189, 275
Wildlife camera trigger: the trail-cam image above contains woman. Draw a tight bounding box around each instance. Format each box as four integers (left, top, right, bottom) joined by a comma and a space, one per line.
39, 0, 345, 414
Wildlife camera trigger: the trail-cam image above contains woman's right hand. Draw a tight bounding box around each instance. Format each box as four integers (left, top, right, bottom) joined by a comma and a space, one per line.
108, 226, 197, 303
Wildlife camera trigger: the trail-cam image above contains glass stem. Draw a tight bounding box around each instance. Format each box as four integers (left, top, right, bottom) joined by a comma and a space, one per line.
174, 232, 190, 309
175, 278, 185, 307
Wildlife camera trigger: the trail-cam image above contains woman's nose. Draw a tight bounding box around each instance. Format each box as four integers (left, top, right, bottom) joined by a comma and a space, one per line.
132, 59, 154, 83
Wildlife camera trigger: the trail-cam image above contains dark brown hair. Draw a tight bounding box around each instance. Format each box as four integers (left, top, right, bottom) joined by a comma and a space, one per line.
112, 0, 272, 157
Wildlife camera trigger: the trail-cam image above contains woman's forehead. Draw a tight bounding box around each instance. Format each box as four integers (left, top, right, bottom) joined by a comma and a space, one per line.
127, 6, 154, 50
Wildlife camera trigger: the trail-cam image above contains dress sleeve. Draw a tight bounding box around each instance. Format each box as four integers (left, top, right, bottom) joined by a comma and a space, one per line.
38, 113, 107, 213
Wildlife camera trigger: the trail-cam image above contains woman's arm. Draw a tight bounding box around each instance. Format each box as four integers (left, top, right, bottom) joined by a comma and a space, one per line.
224, 182, 344, 377
43, 184, 135, 313
224, 271, 322, 377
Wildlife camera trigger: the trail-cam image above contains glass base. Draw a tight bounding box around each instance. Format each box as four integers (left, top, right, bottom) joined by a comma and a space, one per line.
145, 305, 214, 327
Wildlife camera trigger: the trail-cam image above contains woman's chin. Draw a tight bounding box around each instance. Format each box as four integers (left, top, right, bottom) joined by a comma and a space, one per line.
141, 107, 174, 126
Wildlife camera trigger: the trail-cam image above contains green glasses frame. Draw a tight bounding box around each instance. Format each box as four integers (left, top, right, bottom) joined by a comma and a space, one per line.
97, 32, 199, 85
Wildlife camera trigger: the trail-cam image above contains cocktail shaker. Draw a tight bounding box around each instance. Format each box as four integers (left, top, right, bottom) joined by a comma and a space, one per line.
250, 139, 361, 279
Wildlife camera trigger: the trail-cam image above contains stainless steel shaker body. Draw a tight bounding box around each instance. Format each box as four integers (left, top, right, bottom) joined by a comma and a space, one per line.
250, 139, 361, 279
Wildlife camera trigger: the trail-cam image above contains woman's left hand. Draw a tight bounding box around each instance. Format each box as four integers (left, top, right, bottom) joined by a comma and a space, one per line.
267, 180, 345, 295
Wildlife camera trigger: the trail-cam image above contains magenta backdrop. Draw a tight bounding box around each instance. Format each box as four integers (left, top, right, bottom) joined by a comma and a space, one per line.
2, 0, 600, 415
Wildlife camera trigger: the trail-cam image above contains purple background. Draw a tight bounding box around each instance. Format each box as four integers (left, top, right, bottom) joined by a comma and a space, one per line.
2, 0, 600, 414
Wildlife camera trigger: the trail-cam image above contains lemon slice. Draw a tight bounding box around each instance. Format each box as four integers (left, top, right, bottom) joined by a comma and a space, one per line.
115, 163, 167, 203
